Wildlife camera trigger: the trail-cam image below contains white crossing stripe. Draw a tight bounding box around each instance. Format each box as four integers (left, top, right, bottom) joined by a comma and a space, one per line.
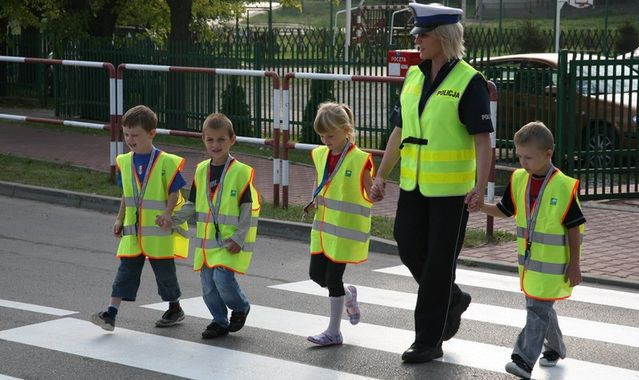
269, 280, 639, 348
0, 318, 373, 380
0, 299, 76, 316
374, 265, 639, 311
0, 374, 22, 380
143, 297, 639, 380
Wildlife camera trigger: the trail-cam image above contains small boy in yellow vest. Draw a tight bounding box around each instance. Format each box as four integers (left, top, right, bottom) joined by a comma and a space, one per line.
303, 102, 375, 346
90, 105, 189, 331
163, 113, 260, 339
474, 121, 585, 379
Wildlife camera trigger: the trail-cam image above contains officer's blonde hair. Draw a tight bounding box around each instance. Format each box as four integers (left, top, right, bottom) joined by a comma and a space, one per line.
313, 102, 355, 143
514, 121, 555, 152
202, 113, 235, 138
431, 22, 466, 61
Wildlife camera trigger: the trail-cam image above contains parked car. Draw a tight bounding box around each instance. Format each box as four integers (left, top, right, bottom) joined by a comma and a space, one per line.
473, 53, 638, 168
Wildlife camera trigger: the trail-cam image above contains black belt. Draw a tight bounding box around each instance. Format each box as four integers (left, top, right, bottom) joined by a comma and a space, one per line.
399, 137, 429, 150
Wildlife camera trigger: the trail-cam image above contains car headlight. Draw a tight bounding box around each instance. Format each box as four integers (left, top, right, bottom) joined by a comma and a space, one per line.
633, 115, 638, 125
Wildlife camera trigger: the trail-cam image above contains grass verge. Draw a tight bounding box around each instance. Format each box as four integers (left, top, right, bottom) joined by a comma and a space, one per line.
1, 152, 515, 246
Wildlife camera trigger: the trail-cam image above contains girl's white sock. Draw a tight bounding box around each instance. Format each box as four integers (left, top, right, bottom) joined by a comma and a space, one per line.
326, 296, 344, 336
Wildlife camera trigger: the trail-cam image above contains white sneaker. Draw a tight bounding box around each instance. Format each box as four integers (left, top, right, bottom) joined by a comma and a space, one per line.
345, 285, 360, 325
505, 359, 531, 379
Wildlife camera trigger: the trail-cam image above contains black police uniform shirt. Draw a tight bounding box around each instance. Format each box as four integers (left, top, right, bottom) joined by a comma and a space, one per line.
390, 59, 494, 135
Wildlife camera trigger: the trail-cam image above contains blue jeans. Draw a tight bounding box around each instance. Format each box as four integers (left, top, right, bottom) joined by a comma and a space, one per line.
112, 255, 181, 302
513, 296, 567, 368
200, 267, 250, 327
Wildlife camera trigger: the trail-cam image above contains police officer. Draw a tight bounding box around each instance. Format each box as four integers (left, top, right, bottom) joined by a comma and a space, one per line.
370, 2, 493, 363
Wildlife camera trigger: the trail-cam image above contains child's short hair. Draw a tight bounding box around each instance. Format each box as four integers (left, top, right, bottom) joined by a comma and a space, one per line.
514, 121, 555, 151
202, 113, 235, 137
122, 105, 157, 132
313, 102, 355, 142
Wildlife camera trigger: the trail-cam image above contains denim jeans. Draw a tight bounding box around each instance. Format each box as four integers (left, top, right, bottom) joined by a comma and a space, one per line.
513, 296, 567, 368
112, 255, 181, 302
200, 266, 250, 327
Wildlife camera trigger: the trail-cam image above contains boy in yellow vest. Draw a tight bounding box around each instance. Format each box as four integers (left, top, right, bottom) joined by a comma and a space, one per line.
163, 113, 260, 339
90, 105, 189, 331
475, 121, 585, 379
304, 102, 375, 346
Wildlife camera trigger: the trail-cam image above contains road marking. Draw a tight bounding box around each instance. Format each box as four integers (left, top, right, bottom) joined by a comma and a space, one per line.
269, 280, 639, 348
0, 374, 22, 380
374, 265, 639, 311
0, 318, 372, 380
0, 299, 76, 316
143, 297, 639, 380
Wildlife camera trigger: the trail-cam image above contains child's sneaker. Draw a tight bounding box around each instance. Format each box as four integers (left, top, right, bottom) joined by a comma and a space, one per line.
90, 311, 115, 332
505, 354, 532, 379
345, 285, 360, 325
307, 332, 343, 346
228, 306, 250, 332
155, 307, 185, 327
201, 321, 229, 339
539, 350, 561, 367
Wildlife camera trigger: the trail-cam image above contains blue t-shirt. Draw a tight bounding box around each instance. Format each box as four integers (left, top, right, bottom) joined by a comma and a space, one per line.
117, 151, 186, 194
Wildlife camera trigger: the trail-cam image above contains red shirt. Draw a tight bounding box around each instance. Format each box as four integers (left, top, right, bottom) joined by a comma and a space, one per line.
326, 147, 372, 176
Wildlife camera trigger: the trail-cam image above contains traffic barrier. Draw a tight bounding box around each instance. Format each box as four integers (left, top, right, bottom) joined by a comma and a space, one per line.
281, 72, 402, 208
486, 80, 498, 238
116, 64, 282, 205
0, 56, 117, 179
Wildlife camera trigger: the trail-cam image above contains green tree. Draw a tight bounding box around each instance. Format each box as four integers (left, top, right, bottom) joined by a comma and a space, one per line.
301, 67, 335, 144
220, 77, 254, 137
614, 21, 639, 55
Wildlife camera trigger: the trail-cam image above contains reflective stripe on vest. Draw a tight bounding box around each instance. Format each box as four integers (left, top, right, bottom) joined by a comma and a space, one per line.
511, 168, 584, 300
399, 61, 478, 196
116, 152, 189, 259
310, 146, 372, 263
516, 226, 584, 246
194, 159, 260, 273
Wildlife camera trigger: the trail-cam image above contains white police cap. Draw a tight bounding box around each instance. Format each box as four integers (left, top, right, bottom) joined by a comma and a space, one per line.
408, 2, 463, 35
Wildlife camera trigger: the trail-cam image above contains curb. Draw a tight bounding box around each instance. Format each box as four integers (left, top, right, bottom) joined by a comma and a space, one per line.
1, 181, 637, 290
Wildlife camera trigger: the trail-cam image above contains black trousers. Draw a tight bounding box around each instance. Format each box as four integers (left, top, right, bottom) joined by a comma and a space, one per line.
393, 189, 469, 347
309, 253, 347, 297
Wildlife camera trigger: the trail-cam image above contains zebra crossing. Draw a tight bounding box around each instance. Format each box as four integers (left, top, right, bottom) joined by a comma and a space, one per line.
1, 263, 638, 379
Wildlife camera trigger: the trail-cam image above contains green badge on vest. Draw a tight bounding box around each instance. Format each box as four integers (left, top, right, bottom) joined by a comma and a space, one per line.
231, 190, 237, 197
550, 198, 557, 205
345, 169, 352, 177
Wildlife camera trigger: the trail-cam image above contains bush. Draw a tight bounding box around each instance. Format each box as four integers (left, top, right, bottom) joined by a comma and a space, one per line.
220, 77, 254, 137
511, 19, 547, 53
300, 67, 335, 144
614, 22, 639, 55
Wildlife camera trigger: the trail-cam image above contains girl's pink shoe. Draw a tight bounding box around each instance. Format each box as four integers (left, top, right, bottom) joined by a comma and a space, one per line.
345, 285, 360, 325
307, 332, 343, 346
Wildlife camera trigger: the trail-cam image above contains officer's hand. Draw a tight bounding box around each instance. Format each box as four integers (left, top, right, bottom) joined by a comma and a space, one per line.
370, 177, 386, 202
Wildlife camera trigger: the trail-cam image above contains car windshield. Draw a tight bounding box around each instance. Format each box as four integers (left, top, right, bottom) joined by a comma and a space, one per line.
576, 64, 639, 95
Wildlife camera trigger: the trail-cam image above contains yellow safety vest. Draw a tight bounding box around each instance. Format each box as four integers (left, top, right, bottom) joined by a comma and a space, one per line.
399, 60, 478, 196
310, 145, 373, 263
511, 168, 584, 300
193, 159, 260, 274
116, 151, 189, 259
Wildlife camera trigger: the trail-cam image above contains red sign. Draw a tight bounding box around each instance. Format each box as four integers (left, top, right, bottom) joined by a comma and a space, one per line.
387, 50, 421, 77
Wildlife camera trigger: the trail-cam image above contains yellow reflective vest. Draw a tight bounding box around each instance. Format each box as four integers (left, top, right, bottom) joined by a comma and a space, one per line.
399, 60, 478, 196
310, 145, 373, 263
193, 159, 260, 274
116, 151, 189, 259
511, 168, 584, 300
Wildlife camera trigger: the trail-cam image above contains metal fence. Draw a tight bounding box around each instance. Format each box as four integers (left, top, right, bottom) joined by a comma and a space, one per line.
3, 26, 638, 199
474, 51, 639, 199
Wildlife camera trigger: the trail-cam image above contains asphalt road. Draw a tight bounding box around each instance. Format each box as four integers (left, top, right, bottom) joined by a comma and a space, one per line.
1, 196, 637, 380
